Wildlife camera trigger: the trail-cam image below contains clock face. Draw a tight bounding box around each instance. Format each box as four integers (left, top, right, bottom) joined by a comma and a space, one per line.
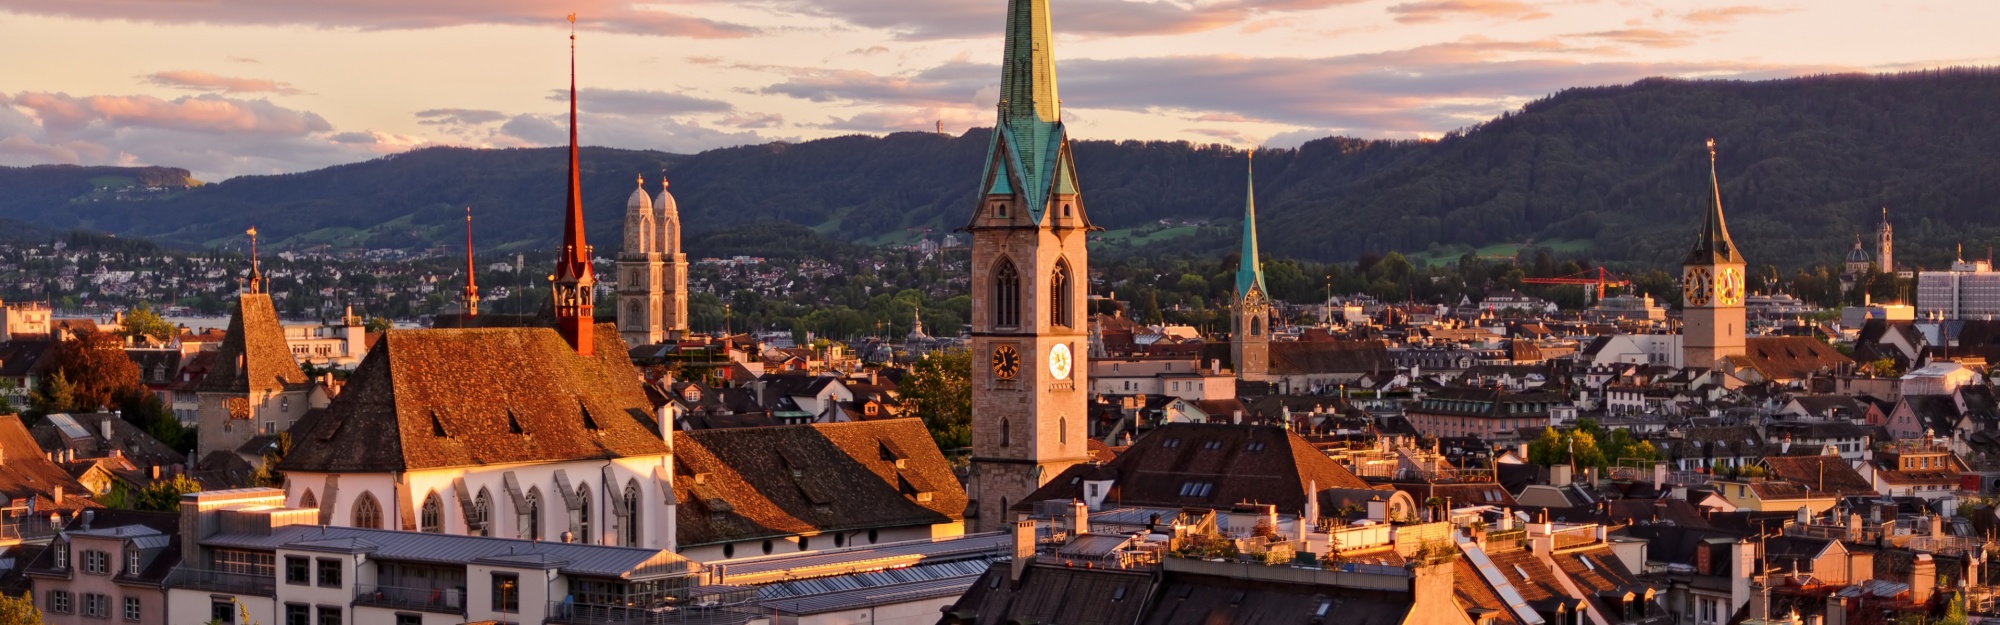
1683, 267, 1713, 307
1048, 343, 1073, 380
1243, 287, 1267, 312
1717, 267, 1744, 307
990, 344, 1021, 380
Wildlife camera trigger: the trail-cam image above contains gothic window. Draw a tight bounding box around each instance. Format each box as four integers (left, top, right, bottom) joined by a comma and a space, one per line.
993, 259, 1021, 328
626, 300, 643, 328
420, 491, 443, 533
352, 492, 382, 529
574, 484, 592, 544
472, 488, 492, 537
299, 489, 316, 510
622, 480, 642, 547
525, 488, 543, 541
1051, 259, 1073, 328
1000, 418, 1011, 447
1252, 316, 1264, 337
1059, 416, 1068, 444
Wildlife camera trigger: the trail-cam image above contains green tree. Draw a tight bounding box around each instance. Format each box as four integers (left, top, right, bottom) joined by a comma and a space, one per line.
133, 474, 202, 512
120, 302, 177, 342
1527, 427, 1565, 465
1941, 593, 1967, 625
33, 370, 76, 416
0, 590, 42, 625
251, 432, 292, 488
364, 316, 393, 333
900, 348, 972, 450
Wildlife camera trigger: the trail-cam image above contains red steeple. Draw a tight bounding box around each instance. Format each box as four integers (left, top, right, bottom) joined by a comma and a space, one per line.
552, 14, 596, 354
463, 206, 479, 318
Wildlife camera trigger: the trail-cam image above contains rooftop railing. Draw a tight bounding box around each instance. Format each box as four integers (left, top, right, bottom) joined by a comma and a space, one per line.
353, 585, 465, 615
165, 567, 275, 597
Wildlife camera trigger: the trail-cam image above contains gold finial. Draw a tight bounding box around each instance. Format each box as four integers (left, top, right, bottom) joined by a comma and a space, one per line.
636, 173, 644, 188
1705, 137, 1716, 162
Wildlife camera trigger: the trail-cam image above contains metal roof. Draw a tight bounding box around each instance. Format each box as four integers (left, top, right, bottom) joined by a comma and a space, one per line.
757, 559, 991, 599
717, 532, 1007, 584
761, 574, 981, 616
201, 524, 698, 579
46, 413, 90, 440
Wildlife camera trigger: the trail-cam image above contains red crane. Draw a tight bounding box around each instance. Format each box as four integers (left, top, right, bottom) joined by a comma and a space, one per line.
1521, 267, 1630, 301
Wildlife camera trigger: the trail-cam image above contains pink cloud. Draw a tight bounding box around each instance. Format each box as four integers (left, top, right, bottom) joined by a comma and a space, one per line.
142, 70, 303, 95
1387, 0, 1551, 24
0, 0, 754, 38
1683, 6, 1795, 24
8, 92, 330, 135
751, 0, 1373, 40
1575, 29, 1701, 49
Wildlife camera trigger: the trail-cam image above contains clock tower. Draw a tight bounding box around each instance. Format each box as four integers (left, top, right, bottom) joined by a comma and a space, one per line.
964, 0, 1095, 533
1233, 154, 1270, 382
1682, 139, 1746, 369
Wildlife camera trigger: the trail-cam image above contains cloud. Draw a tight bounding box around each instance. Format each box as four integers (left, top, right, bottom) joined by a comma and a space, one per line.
1682, 6, 1795, 24
553, 88, 734, 116
720, 112, 786, 128
0, 91, 418, 180
141, 70, 303, 95
489, 111, 781, 154
1574, 29, 1701, 49
0, 0, 755, 38
821, 107, 984, 133
1186, 128, 1247, 142
1387, 0, 1551, 24
1263, 128, 1339, 149
748, 0, 1373, 40
415, 108, 510, 126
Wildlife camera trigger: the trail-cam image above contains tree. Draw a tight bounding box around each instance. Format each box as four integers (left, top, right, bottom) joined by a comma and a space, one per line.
1941, 593, 1967, 625
1527, 427, 1565, 465
0, 590, 41, 625
32, 370, 76, 416
251, 432, 292, 488
133, 474, 202, 512
120, 302, 177, 342
900, 348, 972, 450
365, 316, 393, 333
46, 330, 143, 412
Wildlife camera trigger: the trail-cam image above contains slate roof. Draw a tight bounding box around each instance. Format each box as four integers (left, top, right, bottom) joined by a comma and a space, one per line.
199, 293, 306, 394
28, 411, 188, 469
279, 324, 670, 473
1268, 340, 1392, 376
671, 419, 963, 547
0, 339, 55, 379
1556, 548, 1670, 625
1017, 423, 1375, 516
947, 565, 1152, 625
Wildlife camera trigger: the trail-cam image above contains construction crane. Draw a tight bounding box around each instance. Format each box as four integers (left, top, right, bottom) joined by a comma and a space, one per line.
1521, 267, 1629, 301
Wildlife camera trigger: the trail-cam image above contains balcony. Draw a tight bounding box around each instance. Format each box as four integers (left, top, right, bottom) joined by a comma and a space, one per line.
0, 519, 56, 542
165, 567, 276, 597
543, 601, 764, 625
354, 585, 465, 615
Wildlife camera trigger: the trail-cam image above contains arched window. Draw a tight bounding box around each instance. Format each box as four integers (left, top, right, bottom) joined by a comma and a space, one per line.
1059, 417, 1068, 444
353, 492, 382, 529
1252, 316, 1263, 337
525, 488, 543, 541
299, 489, 316, 510
1050, 259, 1073, 328
1000, 418, 1010, 447
420, 491, 444, 533
622, 481, 642, 547
626, 301, 643, 328
472, 488, 492, 537
574, 484, 592, 544
993, 259, 1021, 328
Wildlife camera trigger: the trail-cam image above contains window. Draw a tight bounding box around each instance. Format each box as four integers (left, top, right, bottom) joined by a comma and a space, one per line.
123, 596, 140, 621
316, 605, 341, 625
762, 540, 774, 555
1059, 417, 1068, 444
48, 589, 70, 614
420, 491, 443, 533
1050, 260, 1073, 328
212, 600, 235, 624
53, 541, 68, 569
492, 573, 520, 612
214, 550, 275, 576
472, 488, 492, 537
525, 488, 543, 541
1179, 482, 1214, 497
353, 492, 382, 529
1000, 418, 1010, 447
316, 558, 342, 588
622, 481, 642, 547
85, 592, 108, 617
396, 614, 422, 625
285, 604, 310, 625
127, 544, 141, 575
575, 484, 592, 544
285, 556, 310, 585
993, 259, 1021, 328
300, 489, 316, 510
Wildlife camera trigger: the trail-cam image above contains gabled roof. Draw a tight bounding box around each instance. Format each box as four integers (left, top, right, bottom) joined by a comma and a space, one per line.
0, 415, 89, 505
1736, 337, 1851, 382
1268, 340, 1392, 375
671, 418, 963, 547
199, 293, 306, 394
279, 324, 668, 473
1683, 141, 1742, 266
1017, 423, 1375, 515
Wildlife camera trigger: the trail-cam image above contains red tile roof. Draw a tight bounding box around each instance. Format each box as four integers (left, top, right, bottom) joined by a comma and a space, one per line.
198, 294, 306, 394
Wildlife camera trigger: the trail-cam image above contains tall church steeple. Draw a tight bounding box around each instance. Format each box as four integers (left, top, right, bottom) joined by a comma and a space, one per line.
1233, 153, 1269, 381
551, 16, 597, 355
1878, 206, 1894, 273
1681, 138, 1747, 369
464, 206, 479, 317
964, 0, 1092, 533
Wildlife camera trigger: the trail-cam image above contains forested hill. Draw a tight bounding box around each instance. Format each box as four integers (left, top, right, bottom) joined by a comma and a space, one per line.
7, 68, 2000, 269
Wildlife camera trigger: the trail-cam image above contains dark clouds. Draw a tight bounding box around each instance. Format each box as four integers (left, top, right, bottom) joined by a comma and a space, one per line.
751, 0, 1371, 40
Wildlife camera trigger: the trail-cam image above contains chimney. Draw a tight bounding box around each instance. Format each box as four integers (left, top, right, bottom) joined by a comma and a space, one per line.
81, 510, 93, 530
1011, 520, 1037, 582
1825, 595, 1848, 625
1550, 464, 1573, 486
1232, 410, 1243, 425
655, 404, 674, 445
1913, 554, 1936, 603
1750, 579, 1769, 621
1653, 462, 1667, 490
1068, 500, 1089, 537
100, 417, 112, 441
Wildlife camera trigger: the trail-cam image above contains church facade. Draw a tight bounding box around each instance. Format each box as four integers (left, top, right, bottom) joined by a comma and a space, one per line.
618, 174, 690, 347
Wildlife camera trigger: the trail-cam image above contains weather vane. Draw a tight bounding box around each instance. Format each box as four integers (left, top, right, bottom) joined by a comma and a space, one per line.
1706, 137, 1716, 162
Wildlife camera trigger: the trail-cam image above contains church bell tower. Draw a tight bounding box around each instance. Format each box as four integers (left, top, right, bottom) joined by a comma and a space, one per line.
1233, 155, 1270, 382
964, 0, 1095, 532
1682, 139, 1746, 369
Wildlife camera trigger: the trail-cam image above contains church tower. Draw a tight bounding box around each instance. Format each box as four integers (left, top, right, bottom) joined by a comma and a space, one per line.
1878, 207, 1894, 274
618, 175, 664, 346
1682, 139, 1746, 369
551, 24, 597, 355
1233, 155, 1270, 381
964, 0, 1094, 533
656, 176, 690, 338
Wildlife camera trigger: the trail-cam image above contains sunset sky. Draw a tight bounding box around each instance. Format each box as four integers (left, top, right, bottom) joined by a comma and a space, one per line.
3, 0, 1996, 181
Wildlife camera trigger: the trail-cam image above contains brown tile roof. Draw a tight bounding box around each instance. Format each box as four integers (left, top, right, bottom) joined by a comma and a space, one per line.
1738, 337, 1854, 382
1268, 339, 1392, 376
949, 565, 1153, 625
1455, 556, 1525, 625
199, 294, 306, 394
671, 418, 963, 547
1556, 548, 1669, 624
1019, 423, 1376, 516
1760, 455, 1875, 496
278, 324, 670, 472
0, 415, 89, 508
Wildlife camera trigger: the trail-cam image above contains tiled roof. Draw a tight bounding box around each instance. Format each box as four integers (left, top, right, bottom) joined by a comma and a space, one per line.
198, 294, 306, 394
279, 324, 670, 472
1738, 337, 1853, 382
0, 415, 89, 505
1760, 456, 1875, 496
0, 339, 55, 378
671, 419, 964, 547
1018, 423, 1375, 516
1268, 340, 1391, 375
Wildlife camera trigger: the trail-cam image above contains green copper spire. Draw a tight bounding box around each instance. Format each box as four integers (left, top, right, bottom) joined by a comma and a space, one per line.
1236, 153, 1266, 298
978, 0, 1079, 224
1684, 138, 1743, 266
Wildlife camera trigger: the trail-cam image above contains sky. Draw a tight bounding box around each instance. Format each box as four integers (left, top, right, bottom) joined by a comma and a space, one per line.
2, 0, 1997, 182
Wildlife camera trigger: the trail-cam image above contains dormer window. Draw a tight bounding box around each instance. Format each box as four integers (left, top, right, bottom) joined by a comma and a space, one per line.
53, 540, 68, 569
127, 545, 141, 575
682, 386, 700, 402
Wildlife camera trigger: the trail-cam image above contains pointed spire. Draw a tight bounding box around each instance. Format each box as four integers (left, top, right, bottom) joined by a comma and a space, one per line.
551, 14, 596, 355
244, 226, 263, 295
464, 206, 479, 317
1684, 138, 1743, 266
1236, 152, 1266, 299
976, 0, 1081, 226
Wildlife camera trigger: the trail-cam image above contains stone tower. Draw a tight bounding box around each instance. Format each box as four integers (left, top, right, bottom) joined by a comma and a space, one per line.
964, 0, 1094, 533
1682, 139, 1746, 369
656, 176, 690, 339
1233, 155, 1270, 382
1878, 207, 1893, 274
618, 175, 664, 346
551, 28, 596, 355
